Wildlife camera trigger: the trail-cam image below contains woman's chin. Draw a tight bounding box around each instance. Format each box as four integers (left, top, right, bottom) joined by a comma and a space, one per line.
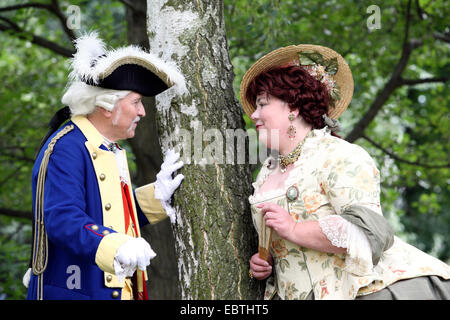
257, 129, 281, 150
258, 137, 278, 151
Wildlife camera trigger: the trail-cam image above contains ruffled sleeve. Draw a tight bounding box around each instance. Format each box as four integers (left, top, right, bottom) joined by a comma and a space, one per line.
319, 214, 373, 275
317, 140, 393, 275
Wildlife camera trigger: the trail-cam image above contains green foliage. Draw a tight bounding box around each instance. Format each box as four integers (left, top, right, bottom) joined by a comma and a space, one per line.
0, 0, 448, 300
0, 216, 31, 300
0, 0, 127, 300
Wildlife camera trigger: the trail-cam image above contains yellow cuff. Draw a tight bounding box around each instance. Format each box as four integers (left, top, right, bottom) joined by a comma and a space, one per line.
95, 233, 131, 274
135, 183, 167, 224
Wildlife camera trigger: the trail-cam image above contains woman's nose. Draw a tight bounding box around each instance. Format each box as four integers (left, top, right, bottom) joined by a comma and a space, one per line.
250, 109, 259, 122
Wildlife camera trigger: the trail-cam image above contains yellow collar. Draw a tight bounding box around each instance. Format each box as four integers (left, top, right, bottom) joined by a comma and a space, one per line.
71, 115, 104, 147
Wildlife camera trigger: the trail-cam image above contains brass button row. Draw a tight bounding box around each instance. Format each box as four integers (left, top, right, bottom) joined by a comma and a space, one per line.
90, 225, 111, 235
92, 153, 114, 214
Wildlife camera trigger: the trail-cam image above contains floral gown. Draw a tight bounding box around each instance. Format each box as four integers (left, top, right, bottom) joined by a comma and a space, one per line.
249, 127, 450, 300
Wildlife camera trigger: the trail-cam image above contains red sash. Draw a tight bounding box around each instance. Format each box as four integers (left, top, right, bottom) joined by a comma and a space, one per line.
121, 181, 149, 300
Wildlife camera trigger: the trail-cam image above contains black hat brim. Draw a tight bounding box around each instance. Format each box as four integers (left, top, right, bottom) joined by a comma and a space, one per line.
87, 64, 169, 97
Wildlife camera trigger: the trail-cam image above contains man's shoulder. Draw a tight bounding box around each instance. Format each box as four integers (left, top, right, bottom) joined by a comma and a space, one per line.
38, 122, 88, 163
32, 122, 89, 179
51, 121, 87, 149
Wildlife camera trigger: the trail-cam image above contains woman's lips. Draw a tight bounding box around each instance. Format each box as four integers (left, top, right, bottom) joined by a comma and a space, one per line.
255, 124, 263, 131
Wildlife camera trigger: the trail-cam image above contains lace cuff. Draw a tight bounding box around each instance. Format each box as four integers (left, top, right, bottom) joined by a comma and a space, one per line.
318, 215, 373, 275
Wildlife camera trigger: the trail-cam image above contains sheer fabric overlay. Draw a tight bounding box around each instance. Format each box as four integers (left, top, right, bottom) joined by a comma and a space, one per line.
318, 215, 373, 275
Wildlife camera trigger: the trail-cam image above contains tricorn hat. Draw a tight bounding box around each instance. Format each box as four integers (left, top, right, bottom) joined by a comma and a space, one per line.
37, 32, 185, 156
240, 44, 353, 119
69, 31, 185, 97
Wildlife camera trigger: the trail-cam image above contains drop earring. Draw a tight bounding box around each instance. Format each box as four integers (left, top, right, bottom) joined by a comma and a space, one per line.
287, 113, 296, 140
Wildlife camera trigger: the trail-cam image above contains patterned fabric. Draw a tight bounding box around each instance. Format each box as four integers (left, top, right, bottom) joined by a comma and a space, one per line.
249, 127, 450, 300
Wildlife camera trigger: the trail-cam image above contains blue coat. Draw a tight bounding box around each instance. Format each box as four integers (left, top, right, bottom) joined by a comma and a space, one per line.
27, 116, 166, 300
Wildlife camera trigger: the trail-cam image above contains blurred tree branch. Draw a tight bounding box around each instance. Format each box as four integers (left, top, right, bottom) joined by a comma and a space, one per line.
433, 32, 450, 44
1, 151, 35, 164
0, 0, 75, 57
362, 134, 450, 169
344, 0, 449, 143
400, 77, 448, 85
0, 207, 32, 220
118, 0, 136, 11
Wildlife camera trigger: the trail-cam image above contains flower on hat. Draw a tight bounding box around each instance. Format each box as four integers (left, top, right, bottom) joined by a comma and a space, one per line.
294, 50, 341, 107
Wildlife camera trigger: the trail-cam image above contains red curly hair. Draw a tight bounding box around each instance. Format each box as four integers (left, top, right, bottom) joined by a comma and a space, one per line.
246, 65, 340, 137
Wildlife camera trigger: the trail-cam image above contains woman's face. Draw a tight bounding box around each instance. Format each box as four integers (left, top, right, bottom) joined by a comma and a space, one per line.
250, 93, 292, 150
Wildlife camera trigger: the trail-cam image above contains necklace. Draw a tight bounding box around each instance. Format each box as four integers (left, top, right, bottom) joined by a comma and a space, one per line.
278, 130, 312, 173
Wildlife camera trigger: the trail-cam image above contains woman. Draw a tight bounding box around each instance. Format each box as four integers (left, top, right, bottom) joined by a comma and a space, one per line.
240, 44, 450, 300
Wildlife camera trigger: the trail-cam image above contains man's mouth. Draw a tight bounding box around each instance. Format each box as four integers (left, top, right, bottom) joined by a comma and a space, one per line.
127, 117, 141, 132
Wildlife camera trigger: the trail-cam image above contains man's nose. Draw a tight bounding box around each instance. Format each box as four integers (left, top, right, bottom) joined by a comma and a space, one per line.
138, 102, 146, 117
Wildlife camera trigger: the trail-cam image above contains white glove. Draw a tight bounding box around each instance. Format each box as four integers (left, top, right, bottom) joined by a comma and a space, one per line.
113, 237, 156, 282
23, 267, 32, 288
154, 149, 184, 223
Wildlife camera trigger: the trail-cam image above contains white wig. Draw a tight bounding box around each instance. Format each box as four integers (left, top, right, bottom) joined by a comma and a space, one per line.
61, 81, 131, 116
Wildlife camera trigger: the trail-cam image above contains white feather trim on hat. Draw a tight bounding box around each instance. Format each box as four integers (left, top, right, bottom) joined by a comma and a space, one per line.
67, 32, 186, 94
69, 31, 106, 84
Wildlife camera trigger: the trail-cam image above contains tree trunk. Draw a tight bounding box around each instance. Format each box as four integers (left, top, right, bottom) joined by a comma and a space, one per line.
147, 0, 263, 299
125, 0, 180, 299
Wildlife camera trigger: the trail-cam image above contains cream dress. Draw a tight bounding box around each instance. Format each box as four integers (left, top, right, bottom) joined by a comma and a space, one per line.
249, 127, 450, 300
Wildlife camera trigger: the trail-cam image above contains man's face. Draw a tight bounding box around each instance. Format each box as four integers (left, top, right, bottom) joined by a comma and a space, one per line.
111, 91, 146, 140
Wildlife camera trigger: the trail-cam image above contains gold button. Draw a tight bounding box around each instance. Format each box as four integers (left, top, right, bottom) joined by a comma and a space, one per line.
105, 203, 111, 211
112, 290, 120, 298
91, 225, 99, 231
92, 152, 97, 159
99, 173, 106, 181
102, 230, 110, 235
106, 275, 113, 282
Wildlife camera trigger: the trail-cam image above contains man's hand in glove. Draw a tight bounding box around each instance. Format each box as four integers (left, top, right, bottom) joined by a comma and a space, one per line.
113, 237, 156, 282
154, 149, 184, 223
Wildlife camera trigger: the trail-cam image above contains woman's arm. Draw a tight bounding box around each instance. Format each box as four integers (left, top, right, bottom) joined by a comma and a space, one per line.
258, 202, 347, 254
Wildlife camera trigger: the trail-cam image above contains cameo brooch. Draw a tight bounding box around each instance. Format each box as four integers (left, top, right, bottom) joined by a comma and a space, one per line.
286, 185, 299, 201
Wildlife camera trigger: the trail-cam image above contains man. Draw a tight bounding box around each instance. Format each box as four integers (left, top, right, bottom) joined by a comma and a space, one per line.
24, 32, 185, 300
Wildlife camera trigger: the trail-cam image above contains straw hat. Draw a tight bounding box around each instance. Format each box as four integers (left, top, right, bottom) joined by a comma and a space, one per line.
239, 44, 353, 119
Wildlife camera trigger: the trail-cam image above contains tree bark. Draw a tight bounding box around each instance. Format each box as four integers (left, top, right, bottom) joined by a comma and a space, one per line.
147, 0, 263, 299
124, 0, 180, 299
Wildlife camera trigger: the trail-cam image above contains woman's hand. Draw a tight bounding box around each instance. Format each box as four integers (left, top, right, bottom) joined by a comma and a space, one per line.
257, 202, 296, 242
249, 252, 273, 280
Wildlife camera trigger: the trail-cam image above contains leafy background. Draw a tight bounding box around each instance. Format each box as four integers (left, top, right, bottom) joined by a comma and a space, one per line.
0, 0, 448, 299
